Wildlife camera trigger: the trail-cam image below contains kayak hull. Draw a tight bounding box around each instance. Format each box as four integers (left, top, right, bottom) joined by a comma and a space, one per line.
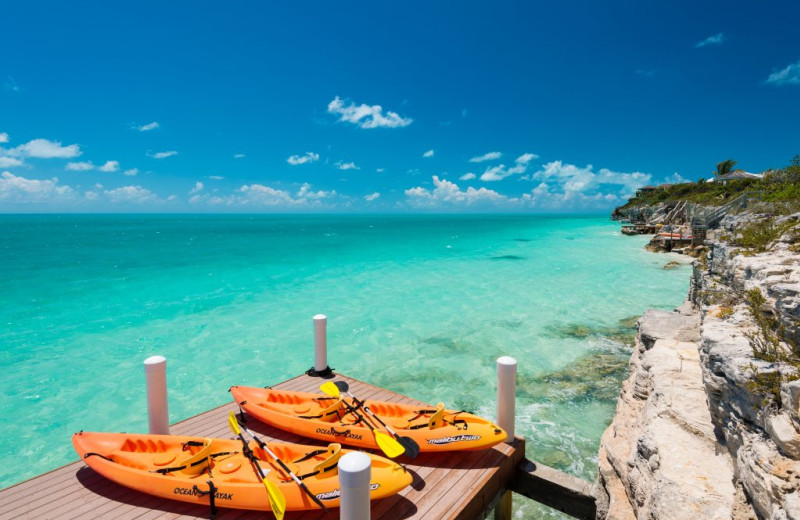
73, 431, 411, 512
230, 385, 507, 453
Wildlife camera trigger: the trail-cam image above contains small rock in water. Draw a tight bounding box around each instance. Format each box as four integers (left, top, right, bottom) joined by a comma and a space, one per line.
663, 260, 682, 269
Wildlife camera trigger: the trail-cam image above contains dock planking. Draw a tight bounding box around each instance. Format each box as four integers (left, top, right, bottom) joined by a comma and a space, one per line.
0, 373, 523, 520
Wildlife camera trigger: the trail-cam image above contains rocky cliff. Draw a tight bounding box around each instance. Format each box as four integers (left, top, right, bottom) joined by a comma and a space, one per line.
597, 210, 800, 519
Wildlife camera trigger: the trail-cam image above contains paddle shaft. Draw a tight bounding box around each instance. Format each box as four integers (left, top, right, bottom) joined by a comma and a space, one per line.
243, 427, 328, 512
346, 393, 400, 437
336, 386, 420, 459
235, 431, 269, 480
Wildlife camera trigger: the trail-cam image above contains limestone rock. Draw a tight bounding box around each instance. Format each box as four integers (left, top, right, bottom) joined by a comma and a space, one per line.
597, 306, 735, 519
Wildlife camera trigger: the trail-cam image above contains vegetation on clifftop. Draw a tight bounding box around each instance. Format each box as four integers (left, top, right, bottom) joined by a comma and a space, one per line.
616, 154, 800, 212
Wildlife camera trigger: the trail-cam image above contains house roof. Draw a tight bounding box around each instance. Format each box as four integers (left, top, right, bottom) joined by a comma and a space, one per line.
709, 170, 763, 182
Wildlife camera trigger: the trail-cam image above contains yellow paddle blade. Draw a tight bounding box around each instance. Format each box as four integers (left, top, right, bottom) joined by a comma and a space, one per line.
319, 381, 341, 397
263, 476, 287, 520
227, 411, 241, 436
374, 431, 405, 458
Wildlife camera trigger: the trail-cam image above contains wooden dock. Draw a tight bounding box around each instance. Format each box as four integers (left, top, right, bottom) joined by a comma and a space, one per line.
0, 372, 525, 520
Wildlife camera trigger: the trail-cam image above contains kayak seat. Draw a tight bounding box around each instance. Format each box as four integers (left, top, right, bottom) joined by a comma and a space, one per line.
391, 419, 410, 430
301, 397, 344, 423
153, 453, 177, 466
293, 404, 312, 414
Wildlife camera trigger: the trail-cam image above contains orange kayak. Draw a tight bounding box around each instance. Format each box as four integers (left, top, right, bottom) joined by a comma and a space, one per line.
230, 386, 507, 452
73, 431, 411, 512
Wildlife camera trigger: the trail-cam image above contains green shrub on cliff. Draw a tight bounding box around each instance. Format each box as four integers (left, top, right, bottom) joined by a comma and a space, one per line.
729, 217, 794, 255
745, 288, 800, 407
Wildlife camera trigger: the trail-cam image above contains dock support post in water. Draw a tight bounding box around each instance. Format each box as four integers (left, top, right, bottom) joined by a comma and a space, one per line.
144, 355, 169, 435
339, 451, 372, 520
495, 356, 517, 519
497, 356, 517, 441
308, 313, 333, 377
494, 490, 513, 520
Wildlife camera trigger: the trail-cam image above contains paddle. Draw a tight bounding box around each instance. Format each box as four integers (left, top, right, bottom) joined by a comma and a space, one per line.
236, 420, 329, 513
227, 412, 287, 520
321, 381, 420, 459
319, 382, 406, 458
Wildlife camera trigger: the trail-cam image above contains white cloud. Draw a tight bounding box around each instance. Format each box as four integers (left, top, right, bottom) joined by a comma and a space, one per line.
696, 33, 725, 48
515, 153, 538, 164
98, 160, 120, 172
190, 182, 204, 194
137, 122, 160, 132
297, 183, 335, 200
148, 150, 178, 159
478, 154, 534, 181
234, 153, 246, 159
10, 138, 82, 159
66, 161, 95, 171
423, 149, 434, 158
478, 153, 539, 181
208, 175, 224, 180
364, 192, 380, 201
287, 152, 320, 165
664, 172, 689, 184
335, 161, 359, 170
405, 175, 508, 207
123, 168, 139, 176
238, 184, 300, 206
459, 172, 476, 181
532, 160, 651, 199
469, 151, 502, 163
4, 77, 21, 92
190, 182, 335, 208
327, 96, 413, 129
0, 157, 24, 168
104, 185, 158, 203
376, 168, 385, 173
0, 171, 75, 202
766, 60, 800, 86
0, 133, 8, 143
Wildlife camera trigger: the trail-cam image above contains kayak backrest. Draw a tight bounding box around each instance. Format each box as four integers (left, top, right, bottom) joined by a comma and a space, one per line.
429, 402, 446, 430
317, 397, 345, 422
176, 438, 213, 475
314, 443, 342, 476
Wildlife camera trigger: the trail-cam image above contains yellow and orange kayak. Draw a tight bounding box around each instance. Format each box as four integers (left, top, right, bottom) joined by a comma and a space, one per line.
73, 431, 410, 512
229, 386, 507, 453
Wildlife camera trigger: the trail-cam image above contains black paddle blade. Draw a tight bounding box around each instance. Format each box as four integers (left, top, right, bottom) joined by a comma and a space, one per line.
398, 436, 420, 459
333, 380, 350, 393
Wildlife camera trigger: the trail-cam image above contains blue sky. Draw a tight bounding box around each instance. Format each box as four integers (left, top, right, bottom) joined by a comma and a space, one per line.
1, 0, 799, 213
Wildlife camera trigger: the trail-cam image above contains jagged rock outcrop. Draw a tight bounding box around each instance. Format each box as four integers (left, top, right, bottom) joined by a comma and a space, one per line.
598, 210, 800, 519
692, 212, 800, 519
596, 305, 737, 519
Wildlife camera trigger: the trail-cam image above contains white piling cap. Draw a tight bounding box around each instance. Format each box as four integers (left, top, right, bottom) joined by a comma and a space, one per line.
144, 355, 166, 372
338, 451, 372, 488
497, 356, 517, 367
314, 314, 327, 321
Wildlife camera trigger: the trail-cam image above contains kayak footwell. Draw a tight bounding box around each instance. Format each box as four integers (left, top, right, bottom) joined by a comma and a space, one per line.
1, 372, 525, 520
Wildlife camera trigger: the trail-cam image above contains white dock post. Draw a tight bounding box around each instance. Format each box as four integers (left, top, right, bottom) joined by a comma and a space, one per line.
310, 314, 331, 376
144, 355, 169, 435
339, 451, 372, 520
497, 356, 517, 443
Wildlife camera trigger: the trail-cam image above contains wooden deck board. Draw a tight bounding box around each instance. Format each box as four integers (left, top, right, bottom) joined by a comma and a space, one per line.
0, 373, 522, 520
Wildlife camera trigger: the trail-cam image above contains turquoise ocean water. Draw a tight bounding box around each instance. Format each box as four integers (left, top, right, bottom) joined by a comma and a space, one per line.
0, 214, 689, 515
